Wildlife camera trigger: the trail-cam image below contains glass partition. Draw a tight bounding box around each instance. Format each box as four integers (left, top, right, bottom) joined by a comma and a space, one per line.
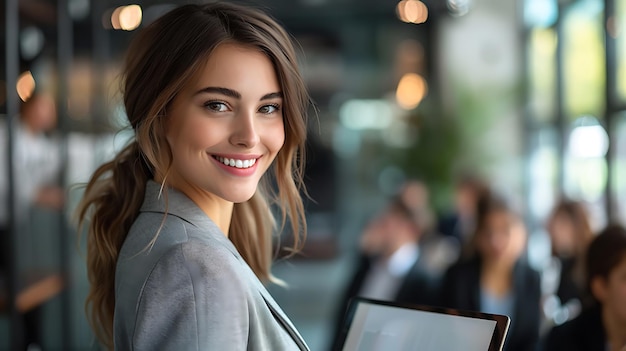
562, 0, 605, 121
563, 116, 609, 229
528, 28, 557, 124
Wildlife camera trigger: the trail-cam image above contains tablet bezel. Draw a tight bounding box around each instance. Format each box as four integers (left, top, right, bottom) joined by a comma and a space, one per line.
333, 297, 511, 351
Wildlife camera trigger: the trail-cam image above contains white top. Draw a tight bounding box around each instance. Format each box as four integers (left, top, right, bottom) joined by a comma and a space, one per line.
0, 117, 60, 226
359, 242, 420, 301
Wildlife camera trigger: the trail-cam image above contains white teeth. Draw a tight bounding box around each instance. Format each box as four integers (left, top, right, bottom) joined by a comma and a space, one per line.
217, 156, 257, 169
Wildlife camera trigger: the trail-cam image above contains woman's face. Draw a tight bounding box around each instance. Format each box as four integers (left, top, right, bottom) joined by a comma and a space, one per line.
164, 43, 285, 204
547, 212, 576, 257
477, 210, 526, 263
594, 255, 626, 325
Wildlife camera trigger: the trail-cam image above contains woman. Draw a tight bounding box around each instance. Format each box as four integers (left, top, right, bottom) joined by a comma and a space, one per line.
439, 192, 541, 351
544, 225, 626, 351
542, 199, 593, 326
76, 3, 310, 350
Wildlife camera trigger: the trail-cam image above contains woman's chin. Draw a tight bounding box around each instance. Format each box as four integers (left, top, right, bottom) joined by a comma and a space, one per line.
226, 190, 257, 204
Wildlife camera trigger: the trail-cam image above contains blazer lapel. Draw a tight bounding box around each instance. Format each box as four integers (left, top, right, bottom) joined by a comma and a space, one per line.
223, 242, 309, 350
257, 287, 310, 351
207, 236, 310, 350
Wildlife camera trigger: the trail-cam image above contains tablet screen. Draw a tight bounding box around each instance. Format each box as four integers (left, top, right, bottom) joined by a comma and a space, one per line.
336, 298, 510, 351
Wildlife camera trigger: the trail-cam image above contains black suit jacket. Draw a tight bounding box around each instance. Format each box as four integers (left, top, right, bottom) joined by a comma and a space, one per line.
543, 305, 606, 351
555, 257, 585, 304
437, 213, 463, 243
439, 257, 541, 351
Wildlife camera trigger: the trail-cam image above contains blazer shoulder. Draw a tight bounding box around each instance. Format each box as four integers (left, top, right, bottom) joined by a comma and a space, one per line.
130, 241, 250, 350
177, 238, 245, 280
146, 239, 247, 292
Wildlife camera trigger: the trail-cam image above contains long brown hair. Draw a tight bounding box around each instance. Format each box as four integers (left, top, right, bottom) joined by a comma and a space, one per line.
548, 198, 594, 292
75, 3, 309, 348
548, 199, 593, 257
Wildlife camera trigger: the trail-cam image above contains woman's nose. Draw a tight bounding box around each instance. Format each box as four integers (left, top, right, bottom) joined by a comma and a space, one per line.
229, 111, 260, 148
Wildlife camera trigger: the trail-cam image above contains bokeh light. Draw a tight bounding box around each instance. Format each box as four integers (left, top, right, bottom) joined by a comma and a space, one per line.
339, 99, 393, 130
108, 5, 143, 31
20, 26, 45, 61
16, 71, 36, 102
568, 117, 609, 158
396, 73, 427, 110
111, 6, 123, 30
447, 0, 473, 17
119, 5, 142, 31
396, 0, 428, 24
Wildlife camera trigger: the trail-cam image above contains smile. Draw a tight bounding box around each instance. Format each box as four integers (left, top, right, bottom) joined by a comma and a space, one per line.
214, 156, 257, 169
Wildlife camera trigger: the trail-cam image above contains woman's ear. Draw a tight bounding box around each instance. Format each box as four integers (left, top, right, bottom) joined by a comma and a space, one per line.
590, 276, 607, 303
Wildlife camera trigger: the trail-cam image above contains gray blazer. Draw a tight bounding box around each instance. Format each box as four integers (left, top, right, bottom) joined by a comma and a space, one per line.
113, 181, 309, 351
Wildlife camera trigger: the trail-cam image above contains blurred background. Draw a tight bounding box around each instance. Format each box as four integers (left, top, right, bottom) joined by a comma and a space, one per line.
1, 0, 625, 350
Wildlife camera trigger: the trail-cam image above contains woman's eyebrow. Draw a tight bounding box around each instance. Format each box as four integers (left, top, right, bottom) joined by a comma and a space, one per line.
195, 86, 240, 98
260, 92, 283, 100
194, 87, 282, 101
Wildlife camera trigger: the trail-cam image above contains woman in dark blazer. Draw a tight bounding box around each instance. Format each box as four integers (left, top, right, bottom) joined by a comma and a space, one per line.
542, 199, 594, 326
439, 192, 541, 351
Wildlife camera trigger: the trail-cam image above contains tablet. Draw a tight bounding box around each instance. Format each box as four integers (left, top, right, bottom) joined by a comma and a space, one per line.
334, 297, 510, 351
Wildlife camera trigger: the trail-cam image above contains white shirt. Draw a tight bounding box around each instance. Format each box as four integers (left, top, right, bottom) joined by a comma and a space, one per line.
0, 117, 60, 226
358, 243, 420, 301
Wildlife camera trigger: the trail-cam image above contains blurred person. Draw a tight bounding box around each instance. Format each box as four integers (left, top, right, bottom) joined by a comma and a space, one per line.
0, 92, 64, 350
541, 199, 593, 329
439, 192, 541, 351
399, 179, 435, 234
544, 225, 626, 351
0, 93, 64, 242
74, 3, 311, 350
330, 196, 438, 349
354, 197, 438, 304
437, 173, 489, 248
400, 179, 460, 275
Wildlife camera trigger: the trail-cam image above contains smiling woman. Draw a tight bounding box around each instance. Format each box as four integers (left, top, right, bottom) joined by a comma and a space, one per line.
74, 2, 310, 350
163, 43, 287, 220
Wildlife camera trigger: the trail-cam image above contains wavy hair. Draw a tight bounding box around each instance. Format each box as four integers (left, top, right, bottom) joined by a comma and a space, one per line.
548, 198, 594, 293
75, 3, 309, 348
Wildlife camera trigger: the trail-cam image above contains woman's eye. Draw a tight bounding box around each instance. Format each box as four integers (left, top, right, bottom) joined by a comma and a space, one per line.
205, 101, 228, 112
259, 104, 279, 114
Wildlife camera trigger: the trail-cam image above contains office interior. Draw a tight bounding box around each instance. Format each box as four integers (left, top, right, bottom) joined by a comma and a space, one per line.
1, 0, 625, 350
